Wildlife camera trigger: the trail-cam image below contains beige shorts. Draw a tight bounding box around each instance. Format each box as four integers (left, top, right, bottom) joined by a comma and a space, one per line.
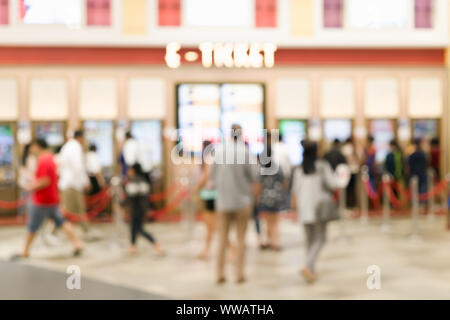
61, 188, 86, 214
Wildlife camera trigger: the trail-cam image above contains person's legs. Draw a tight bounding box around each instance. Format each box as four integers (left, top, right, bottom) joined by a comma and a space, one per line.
199, 210, 215, 259
216, 211, 232, 282
252, 205, 262, 245
261, 211, 273, 247
60, 222, 83, 252
22, 205, 46, 257
74, 189, 90, 233
305, 222, 327, 273
138, 217, 164, 256
419, 178, 428, 211
62, 188, 89, 233
129, 211, 140, 254
235, 207, 251, 282
303, 223, 314, 251
272, 213, 281, 249
346, 174, 357, 208
22, 233, 36, 257
49, 207, 83, 253
139, 227, 155, 243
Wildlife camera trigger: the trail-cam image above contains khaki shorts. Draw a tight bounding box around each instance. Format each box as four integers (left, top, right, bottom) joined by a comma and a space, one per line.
61, 188, 86, 214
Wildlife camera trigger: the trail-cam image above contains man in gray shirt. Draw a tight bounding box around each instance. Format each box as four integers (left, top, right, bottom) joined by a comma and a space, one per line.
210, 124, 259, 284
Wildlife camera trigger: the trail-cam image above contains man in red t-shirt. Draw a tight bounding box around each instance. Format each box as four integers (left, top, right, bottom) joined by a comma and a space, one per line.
17, 139, 83, 259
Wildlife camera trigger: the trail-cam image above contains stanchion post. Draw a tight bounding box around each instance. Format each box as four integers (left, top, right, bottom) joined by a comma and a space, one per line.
426, 169, 435, 221
410, 176, 421, 241
381, 173, 392, 232
360, 166, 369, 224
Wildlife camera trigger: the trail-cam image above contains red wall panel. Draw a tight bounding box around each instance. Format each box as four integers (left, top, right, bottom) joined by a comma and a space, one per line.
0, 0, 9, 25
158, 0, 181, 26
87, 0, 111, 26
0, 47, 443, 67
255, 0, 277, 28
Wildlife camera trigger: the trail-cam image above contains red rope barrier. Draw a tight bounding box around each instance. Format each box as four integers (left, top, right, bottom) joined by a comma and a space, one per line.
62, 193, 111, 223
149, 183, 180, 202
388, 177, 449, 202
0, 197, 29, 210
85, 187, 110, 205
418, 178, 448, 202
149, 188, 190, 220
385, 182, 409, 208
362, 178, 379, 201
383, 176, 449, 208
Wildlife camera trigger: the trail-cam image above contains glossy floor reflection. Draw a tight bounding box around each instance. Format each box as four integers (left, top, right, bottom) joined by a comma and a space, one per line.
1, 214, 450, 299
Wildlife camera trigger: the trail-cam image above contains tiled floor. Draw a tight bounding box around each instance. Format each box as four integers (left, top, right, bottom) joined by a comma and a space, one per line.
1, 214, 450, 299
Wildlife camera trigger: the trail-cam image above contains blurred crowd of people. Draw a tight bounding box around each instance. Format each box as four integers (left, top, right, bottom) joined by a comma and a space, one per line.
193, 127, 443, 284
11, 123, 443, 286
15, 129, 163, 260
363, 136, 441, 204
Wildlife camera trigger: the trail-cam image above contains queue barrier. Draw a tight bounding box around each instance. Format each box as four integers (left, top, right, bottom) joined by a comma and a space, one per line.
362, 173, 449, 209
0, 181, 189, 224
0, 197, 29, 210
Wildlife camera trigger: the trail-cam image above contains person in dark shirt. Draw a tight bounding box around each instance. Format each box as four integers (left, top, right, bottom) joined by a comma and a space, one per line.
364, 136, 377, 189
385, 139, 405, 185
323, 138, 347, 171
408, 138, 428, 199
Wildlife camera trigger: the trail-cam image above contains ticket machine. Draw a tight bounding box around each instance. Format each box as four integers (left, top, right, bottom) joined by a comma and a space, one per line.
412, 119, 439, 142
368, 119, 396, 163
130, 120, 163, 168
83, 120, 115, 181
323, 119, 353, 143
278, 119, 306, 166
0, 123, 17, 216
130, 120, 164, 203
33, 121, 66, 152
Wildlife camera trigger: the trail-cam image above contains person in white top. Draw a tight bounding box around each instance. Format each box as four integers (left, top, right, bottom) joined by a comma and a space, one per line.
122, 131, 152, 181
18, 143, 36, 216
58, 130, 91, 233
272, 133, 292, 179
86, 144, 105, 196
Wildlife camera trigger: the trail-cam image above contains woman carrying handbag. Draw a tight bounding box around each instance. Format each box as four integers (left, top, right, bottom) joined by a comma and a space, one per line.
291, 141, 339, 284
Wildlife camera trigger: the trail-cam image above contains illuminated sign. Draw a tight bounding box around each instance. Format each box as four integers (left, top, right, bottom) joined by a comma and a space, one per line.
165, 42, 277, 69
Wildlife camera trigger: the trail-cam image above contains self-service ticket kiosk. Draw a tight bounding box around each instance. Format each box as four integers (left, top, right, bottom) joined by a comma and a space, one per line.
323, 119, 353, 143
83, 120, 115, 181
278, 119, 306, 166
412, 119, 439, 142
33, 121, 66, 152
0, 123, 17, 216
368, 119, 396, 163
130, 120, 164, 205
